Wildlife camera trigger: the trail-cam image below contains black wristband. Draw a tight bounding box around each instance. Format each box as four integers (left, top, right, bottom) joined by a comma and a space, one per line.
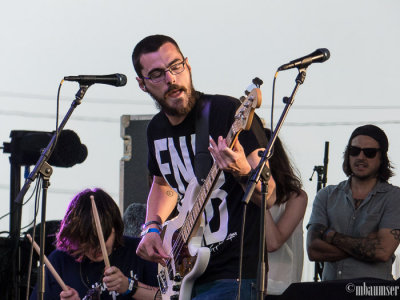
236, 169, 253, 185
129, 274, 139, 297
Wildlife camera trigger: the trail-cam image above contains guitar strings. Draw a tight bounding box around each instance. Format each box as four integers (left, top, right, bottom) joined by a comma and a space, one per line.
163, 104, 247, 277
166, 164, 219, 276
165, 175, 208, 273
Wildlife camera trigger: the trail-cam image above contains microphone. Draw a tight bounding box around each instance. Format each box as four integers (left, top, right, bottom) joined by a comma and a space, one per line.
64, 73, 127, 87
278, 48, 330, 71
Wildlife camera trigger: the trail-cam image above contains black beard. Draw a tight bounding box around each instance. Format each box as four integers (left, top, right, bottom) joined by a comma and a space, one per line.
351, 160, 379, 181
352, 173, 376, 181
351, 169, 378, 181
147, 81, 197, 117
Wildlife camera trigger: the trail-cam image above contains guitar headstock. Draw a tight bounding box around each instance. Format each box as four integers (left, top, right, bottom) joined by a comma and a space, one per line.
234, 88, 262, 132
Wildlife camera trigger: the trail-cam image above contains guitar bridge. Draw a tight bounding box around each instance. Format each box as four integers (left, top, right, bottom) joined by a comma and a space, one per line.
157, 268, 168, 294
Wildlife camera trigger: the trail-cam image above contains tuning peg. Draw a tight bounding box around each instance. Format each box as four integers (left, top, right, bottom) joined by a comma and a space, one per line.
252, 77, 263, 87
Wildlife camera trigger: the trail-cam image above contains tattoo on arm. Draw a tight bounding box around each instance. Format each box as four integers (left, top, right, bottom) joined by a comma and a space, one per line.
166, 190, 174, 197
390, 229, 400, 241
332, 232, 382, 261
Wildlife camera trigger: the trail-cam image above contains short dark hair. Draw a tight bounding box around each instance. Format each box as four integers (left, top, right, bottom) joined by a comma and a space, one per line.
265, 128, 302, 205
56, 188, 124, 261
132, 34, 184, 78
342, 124, 394, 181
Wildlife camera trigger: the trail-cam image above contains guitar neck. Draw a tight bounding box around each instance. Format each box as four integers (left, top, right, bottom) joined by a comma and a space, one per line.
180, 123, 242, 243
179, 88, 261, 243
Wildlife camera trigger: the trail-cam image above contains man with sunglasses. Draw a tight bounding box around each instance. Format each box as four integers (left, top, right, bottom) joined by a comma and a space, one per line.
132, 35, 276, 299
307, 124, 400, 281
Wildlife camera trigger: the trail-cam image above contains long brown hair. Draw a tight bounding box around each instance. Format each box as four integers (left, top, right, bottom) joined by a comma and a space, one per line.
56, 188, 124, 261
265, 129, 302, 205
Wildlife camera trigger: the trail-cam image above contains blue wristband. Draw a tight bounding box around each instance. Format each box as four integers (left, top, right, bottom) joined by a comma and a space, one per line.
122, 277, 132, 295
140, 227, 161, 237
122, 274, 138, 296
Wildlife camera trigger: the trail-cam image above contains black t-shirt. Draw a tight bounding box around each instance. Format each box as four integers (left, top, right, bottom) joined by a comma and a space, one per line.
30, 236, 158, 300
147, 93, 267, 284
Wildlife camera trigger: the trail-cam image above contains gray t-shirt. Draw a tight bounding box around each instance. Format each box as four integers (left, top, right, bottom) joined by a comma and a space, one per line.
308, 179, 400, 280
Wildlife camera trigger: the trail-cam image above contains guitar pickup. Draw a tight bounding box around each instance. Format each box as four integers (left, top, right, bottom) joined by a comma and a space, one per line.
157, 270, 168, 293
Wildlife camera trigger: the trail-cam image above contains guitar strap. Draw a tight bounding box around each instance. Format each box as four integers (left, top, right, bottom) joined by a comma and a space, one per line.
194, 95, 213, 185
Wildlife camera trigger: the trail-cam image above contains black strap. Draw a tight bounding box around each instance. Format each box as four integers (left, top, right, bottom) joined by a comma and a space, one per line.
194, 96, 213, 185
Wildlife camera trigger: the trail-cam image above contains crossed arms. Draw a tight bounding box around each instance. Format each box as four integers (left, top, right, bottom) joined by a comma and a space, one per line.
307, 223, 400, 263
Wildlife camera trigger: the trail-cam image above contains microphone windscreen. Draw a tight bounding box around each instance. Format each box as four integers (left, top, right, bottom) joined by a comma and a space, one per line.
117, 74, 128, 87
7, 129, 87, 167
49, 130, 88, 167
123, 203, 146, 237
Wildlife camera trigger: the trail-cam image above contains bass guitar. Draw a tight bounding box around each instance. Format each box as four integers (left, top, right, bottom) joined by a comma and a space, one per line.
158, 87, 262, 300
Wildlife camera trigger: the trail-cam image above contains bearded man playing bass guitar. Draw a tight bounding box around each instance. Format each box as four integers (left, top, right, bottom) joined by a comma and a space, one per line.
133, 34, 276, 300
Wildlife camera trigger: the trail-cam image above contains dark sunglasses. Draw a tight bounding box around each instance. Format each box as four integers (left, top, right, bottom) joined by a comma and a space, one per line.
348, 146, 381, 158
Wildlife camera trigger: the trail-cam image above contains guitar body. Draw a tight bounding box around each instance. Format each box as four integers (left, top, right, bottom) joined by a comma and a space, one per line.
158, 178, 211, 300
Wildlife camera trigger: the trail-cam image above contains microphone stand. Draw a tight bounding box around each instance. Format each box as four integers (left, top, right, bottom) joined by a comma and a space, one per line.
14, 85, 90, 300
241, 69, 307, 300
309, 141, 329, 282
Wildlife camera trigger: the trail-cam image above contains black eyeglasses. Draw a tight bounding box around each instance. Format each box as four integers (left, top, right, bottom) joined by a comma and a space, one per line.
348, 146, 381, 158
143, 58, 187, 83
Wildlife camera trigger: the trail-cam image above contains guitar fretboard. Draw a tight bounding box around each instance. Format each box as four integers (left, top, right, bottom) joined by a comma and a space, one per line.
179, 115, 245, 243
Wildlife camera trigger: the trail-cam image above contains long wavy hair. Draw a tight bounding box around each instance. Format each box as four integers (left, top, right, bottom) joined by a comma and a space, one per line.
265, 129, 303, 205
56, 188, 124, 261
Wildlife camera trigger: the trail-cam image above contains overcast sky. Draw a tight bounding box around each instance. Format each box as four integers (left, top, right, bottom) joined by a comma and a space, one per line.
1, 0, 400, 280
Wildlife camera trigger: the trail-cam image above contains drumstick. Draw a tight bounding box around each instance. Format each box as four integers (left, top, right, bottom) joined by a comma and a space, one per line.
91, 196, 117, 300
26, 234, 68, 292
90, 195, 110, 268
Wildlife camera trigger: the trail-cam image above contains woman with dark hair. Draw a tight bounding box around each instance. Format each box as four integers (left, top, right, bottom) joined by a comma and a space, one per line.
30, 188, 159, 300
264, 129, 308, 296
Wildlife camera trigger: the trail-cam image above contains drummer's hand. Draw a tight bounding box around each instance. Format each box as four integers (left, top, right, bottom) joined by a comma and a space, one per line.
103, 266, 129, 294
60, 286, 80, 300
136, 231, 169, 266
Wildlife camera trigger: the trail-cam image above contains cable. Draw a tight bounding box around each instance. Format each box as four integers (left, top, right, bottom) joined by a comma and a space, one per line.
0, 109, 119, 123
270, 72, 278, 130
283, 120, 400, 126
24, 177, 42, 300
0, 179, 40, 222
47, 80, 63, 160
3, 90, 400, 110
0, 90, 150, 106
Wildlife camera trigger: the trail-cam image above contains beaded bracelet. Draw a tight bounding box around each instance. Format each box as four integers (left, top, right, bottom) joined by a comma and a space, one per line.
141, 220, 162, 230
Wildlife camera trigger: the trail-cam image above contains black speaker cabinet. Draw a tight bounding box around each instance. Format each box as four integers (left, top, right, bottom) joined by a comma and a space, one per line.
119, 115, 153, 212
